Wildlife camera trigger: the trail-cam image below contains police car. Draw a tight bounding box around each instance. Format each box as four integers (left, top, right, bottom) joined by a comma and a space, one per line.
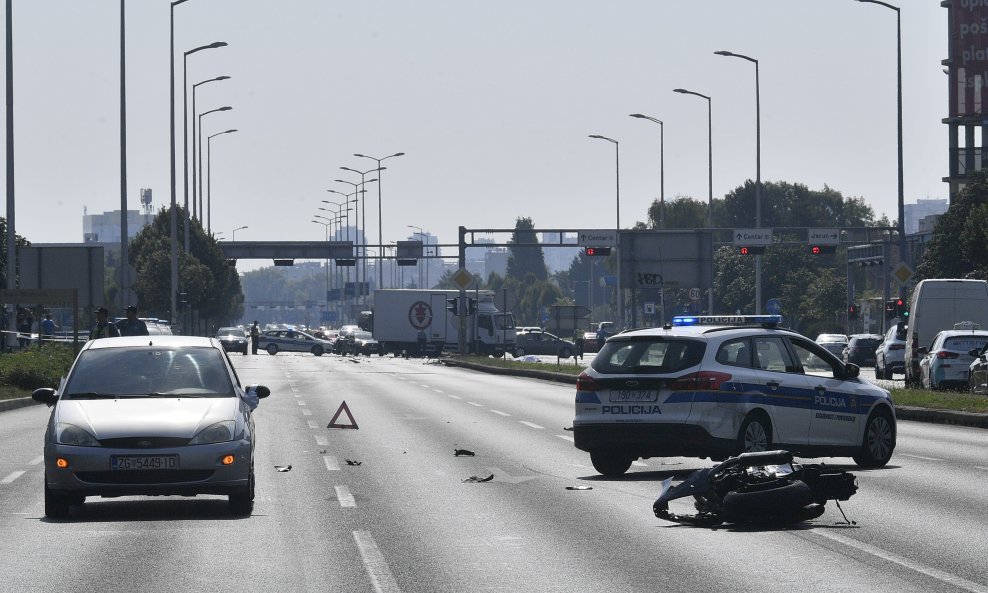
573, 315, 896, 476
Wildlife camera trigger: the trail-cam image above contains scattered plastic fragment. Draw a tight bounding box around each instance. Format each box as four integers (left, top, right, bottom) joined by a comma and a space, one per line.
319, 449, 327, 454
345, 459, 362, 466
274, 465, 292, 472
563, 426, 574, 431
454, 449, 476, 457
566, 485, 593, 491
462, 474, 494, 483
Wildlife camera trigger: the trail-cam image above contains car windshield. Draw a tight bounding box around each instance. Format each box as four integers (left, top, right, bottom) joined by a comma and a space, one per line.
592, 338, 706, 374
62, 347, 235, 398
217, 327, 245, 337
353, 331, 373, 340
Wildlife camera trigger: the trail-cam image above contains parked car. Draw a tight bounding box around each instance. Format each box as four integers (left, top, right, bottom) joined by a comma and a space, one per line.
842, 334, 882, 367
257, 328, 332, 356
814, 333, 848, 357
875, 323, 907, 379
581, 321, 617, 353
341, 330, 381, 356
31, 335, 271, 518
333, 325, 360, 354
512, 329, 576, 358
918, 326, 988, 390
215, 326, 249, 355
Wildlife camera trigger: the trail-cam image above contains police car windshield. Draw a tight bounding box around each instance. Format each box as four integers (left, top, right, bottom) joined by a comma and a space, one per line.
592, 338, 705, 374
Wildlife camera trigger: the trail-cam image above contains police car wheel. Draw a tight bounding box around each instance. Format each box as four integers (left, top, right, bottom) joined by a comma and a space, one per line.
737, 413, 772, 454
590, 451, 633, 477
853, 407, 895, 468
266, 344, 278, 355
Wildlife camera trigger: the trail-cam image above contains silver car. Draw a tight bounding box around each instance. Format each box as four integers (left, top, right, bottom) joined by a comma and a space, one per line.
257, 328, 331, 356
875, 323, 907, 379
32, 336, 270, 519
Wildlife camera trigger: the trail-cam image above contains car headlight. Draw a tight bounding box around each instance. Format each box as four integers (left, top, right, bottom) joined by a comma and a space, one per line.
55, 423, 100, 447
189, 420, 236, 444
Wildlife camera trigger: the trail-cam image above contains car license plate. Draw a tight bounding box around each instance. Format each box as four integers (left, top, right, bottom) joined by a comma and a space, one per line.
610, 389, 657, 402
111, 455, 179, 470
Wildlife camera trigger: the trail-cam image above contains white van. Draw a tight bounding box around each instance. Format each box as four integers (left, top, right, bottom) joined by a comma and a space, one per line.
904, 279, 988, 386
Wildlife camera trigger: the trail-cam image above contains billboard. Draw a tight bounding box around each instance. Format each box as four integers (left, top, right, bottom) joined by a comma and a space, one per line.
948, 1, 988, 118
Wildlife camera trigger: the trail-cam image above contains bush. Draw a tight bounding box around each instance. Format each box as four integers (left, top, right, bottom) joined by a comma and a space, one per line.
0, 344, 76, 391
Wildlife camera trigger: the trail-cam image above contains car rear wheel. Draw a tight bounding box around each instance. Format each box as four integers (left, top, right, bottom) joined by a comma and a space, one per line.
44, 478, 71, 519
559, 347, 573, 359
266, 344, 278, 355
514, 348, 526, 357
312, 345, 324, 357
737, 413, 772, 454
590, 451, 633, 477
853, 407, 895, 468
229, 466, 255, 517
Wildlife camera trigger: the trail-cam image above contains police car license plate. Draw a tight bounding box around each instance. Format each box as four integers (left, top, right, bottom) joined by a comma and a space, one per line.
111, 455, 178, 470
610, 389, 657, 402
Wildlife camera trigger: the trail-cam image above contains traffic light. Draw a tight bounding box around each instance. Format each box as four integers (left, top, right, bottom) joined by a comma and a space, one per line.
739, 246, 766, 255
584, 247, 612, 257
446, 298, 459, 316
884, 299, 896, 319
467, 298, 478, 315
809, 245, 837, 255
895, 298, 909, 319
848, 304, 858, 320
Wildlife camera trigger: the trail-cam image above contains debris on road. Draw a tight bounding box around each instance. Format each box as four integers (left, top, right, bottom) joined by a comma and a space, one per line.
566, 485, 593, 491
274, 465, 293, 472
454, 449, 476, 457
345, 459, 362, 466
462, 474, 494, 483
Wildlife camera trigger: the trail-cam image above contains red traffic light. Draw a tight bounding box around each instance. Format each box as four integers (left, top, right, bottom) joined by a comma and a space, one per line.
584, 247, 612, 256
739, 246, 766, 255
809, 245, 837, 255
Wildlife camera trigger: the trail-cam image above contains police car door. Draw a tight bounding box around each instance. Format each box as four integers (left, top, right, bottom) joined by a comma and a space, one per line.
789, 337, 860, 446
749, 336, 813, 447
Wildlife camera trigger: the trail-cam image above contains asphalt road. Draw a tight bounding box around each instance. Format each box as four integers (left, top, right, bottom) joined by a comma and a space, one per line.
1, 353, 985, 593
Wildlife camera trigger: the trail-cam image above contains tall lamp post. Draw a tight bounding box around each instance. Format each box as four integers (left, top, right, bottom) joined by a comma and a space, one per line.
715, 50, 763, 314
856, 0, 906, 295
191, 75, 230, 220
323, 193, 359, 286
197, 106, 232, 222
588, 134, 623, 328
169, 0, 191, 330
628, 114, 664, 229
206, 129, 237, 234
354, 152, 405, 290
674, 88, 714, 314
337, 171, 379, 296
231, 225, 247, 241
335, 178, 376, 299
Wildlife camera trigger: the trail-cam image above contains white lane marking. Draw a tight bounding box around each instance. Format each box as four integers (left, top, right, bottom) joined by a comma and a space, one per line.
975, 466, 988, 472
353, 531, 403, 593
467, 402, 484, 407
297, 401, 307, 406
556, 434, 575, 442
315, 436, 329, 446
417, 384, 429, 388
447, 395, 462, 400
28, 456, 43, 466
433, 389, 445, 394
301, 409, 312, 416
307, 421, 319, 429
815, 531, 988, 593
519, 421, 544, 430
490, 410, 511, 416
294, 393, 300, 398
1, 471, 26, 484
631, 461, 648, 467
335, 485, 356, 508
323, 456, 340, 471
899, 453, 943, 462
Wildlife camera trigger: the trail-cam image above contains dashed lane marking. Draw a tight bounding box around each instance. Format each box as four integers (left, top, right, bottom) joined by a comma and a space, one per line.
899, 453, 944, 462
467, 402, 484, 407
490, 410, 511, 416
307, 421, 319, 429
335, 485, 356, 508
315, 436, 329, 446
302, 409, 312, 416
297, 401, 307, 406
447, 395, 462, 400
323, 456, 340, 471
556, 434, 575, 442
28, 456, 43, 466
519, 421, 544, 430
353, 531, 403, 593
1, 471, 26, 484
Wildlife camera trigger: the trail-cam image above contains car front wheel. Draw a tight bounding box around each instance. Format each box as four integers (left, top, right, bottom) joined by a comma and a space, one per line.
312, 345, 324, 357
589, 451, 633, 477
853, 407, 895, 468
229, 465, 255, 517
266, 344, 278, 355
44, 478, 71, 519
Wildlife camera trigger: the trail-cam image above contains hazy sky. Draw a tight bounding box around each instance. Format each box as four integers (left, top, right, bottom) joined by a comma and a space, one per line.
2, 1, 950, 273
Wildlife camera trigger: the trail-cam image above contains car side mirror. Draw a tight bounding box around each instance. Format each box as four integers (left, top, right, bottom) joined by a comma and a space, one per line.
970, 348, 981, 357
32, 387, 58, 407
246, 384, 271, 399
842, 363, 860, 379
917, 347, 928, 356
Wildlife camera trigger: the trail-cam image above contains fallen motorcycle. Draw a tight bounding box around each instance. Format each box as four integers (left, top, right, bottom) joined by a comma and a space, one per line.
653, 450, 858, 527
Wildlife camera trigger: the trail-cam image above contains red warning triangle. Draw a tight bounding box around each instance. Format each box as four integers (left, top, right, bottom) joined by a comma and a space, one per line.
327, 400, 359, 429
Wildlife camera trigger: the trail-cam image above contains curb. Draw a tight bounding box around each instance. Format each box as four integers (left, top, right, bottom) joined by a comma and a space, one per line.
0, 397, 40, 413
440, 358, 988, 430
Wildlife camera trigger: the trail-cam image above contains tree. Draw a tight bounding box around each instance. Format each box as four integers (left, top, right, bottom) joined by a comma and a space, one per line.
505, 217, 548, 282
644, 195, 708, 229
916, 170, 988, 281
0, 217, 31, 288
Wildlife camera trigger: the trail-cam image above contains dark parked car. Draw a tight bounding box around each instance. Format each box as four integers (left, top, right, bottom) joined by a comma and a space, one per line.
341, 330, 381, 356
215, 326, 249, 355
512, 329, 576, 358
843, 334, 883, 366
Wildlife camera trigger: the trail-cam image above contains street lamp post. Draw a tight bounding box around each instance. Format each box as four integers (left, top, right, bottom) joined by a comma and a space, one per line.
674, 88, 714, 315
715, 50, 763, 314
231, 225, 247, 241
335, 178, 376, 299
169, 0, 191, 330
588, 134, 624, 328
338, 171, 379, 297
182, 41, 227, 251
629, 114, 664, 228
354, 152, 405, 290
191, 75, 230, 220
197, 106, 232, 225
856, 0, 906, 295
206, 129, 237, 234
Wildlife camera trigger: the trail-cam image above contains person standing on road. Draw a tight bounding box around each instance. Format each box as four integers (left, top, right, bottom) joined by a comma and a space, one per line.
574, 329, 585, 360
250, 321, 260, 355
89, 307, 120, 340
116, 305, 149, 337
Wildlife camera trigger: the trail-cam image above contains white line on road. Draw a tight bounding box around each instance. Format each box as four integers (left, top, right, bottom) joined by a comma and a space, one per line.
307, 421, 319, 429
1, 471, 26, 484
975, 466, 988, 472
335, 485, 356, 508
433, 389, 445, 394
28, 456, 43, 466
899, 453, 944, 462
467, 402, 484, 407
302, 409, 312, 416
556, 434, 575, 442
519, 421, 544, 430
632, 461, 648, 467
323, 456, 340, 471
815, 531, 988, 593
490, 410, 511, 416
447, 395, 462, 400
315, 436, 329, 446
353, 531, 403, 593
297, 400, 306, 406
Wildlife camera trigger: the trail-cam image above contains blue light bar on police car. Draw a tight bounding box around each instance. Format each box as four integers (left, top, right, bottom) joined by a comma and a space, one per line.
672, 315, 784, 327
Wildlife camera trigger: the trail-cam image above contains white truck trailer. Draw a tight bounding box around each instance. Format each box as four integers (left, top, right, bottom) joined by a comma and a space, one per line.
370, 289, 516, 356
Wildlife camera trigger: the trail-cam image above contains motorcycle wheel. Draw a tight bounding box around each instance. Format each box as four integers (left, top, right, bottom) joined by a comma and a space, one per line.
722, 480, 814, 525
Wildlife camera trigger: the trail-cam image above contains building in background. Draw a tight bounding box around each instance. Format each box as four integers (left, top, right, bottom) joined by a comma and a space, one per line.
82, 208, 150, 244
943, 1, 987, 202
541, 232, 581, 274
904, 199, 948, 235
